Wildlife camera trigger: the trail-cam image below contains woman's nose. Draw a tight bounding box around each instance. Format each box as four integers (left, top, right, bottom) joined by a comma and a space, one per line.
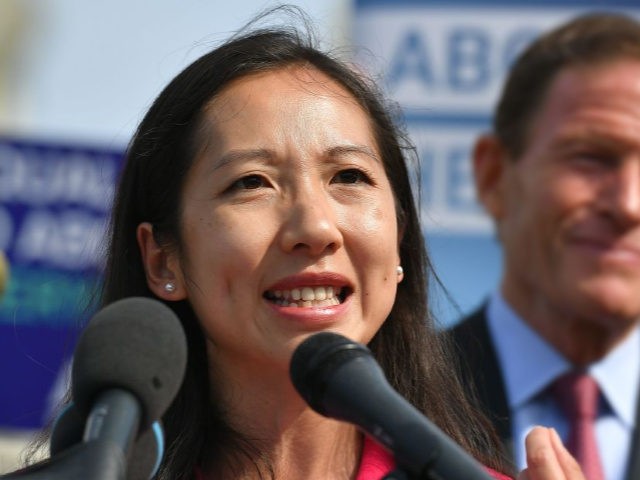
279, 189, 343, 257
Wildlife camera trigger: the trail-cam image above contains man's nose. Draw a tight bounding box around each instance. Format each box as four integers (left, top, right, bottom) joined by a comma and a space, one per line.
606, 158, 640, 226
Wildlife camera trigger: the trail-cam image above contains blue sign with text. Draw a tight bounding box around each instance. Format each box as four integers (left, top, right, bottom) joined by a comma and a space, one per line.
0, 137, 123, 428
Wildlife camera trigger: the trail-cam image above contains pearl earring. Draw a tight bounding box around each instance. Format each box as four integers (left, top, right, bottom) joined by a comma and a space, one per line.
164, 282, 176, 293
396, 266, 403, 276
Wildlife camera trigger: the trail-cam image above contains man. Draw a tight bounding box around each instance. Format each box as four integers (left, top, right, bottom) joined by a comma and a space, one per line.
450, 12, 640, 480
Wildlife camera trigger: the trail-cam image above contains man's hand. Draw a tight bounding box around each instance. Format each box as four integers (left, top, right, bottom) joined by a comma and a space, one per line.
518, 427, 585, 480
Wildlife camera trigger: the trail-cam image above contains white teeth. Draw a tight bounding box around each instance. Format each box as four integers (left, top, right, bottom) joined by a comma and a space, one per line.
314, 286, 326, 300
278, 297, 340, 308
301, 287, 314, 301
267, 286, 344, 307
271, 286, 341, 301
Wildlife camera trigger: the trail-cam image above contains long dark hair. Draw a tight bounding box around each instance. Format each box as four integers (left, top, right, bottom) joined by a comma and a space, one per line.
101, 10, 506, 479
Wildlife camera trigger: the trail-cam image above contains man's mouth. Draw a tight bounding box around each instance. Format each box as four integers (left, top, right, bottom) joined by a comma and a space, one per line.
264, 286, 349, 308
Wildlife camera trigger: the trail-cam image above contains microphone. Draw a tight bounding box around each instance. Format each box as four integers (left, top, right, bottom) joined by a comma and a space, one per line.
50, 403, 164, 480
1, 297, 187, 480
71, 296, 187, 431
290, 332, 494, 480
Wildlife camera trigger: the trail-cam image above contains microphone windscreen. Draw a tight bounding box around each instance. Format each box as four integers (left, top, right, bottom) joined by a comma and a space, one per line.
289, 331, 372, 415
71, 297, 187, 428
126, 422, 164, 480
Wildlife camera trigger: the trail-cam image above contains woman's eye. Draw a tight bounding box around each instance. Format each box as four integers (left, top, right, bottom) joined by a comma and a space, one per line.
229, 175, 267, 191
332, 169, 371, 185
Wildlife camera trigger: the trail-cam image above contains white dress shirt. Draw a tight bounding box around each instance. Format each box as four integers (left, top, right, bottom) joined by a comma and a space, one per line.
486, 292, 640, 480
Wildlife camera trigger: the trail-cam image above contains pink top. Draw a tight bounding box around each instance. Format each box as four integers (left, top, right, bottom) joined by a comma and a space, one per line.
195, 436, 512, 479
356, 436, 512, 480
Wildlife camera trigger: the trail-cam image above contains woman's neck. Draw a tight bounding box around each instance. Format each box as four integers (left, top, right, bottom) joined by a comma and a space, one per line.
210, 407, 362, 479
207, 357, 363, 479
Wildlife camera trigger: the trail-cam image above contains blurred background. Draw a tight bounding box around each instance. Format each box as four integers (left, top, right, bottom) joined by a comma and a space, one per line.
1, 0, 638, 473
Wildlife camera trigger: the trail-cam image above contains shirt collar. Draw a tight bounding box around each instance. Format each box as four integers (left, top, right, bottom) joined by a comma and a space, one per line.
486, 292, 568, 409
486, 292, 640, 428
590, 327, 640, 428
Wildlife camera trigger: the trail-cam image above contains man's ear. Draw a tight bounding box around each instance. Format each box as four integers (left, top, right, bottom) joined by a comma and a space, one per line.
472, 134, 510, 221
136, 222, 186, 301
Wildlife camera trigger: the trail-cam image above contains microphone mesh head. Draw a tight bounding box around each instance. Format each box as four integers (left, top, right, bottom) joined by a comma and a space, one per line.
289, 332, 371, 414
71, 297, 187, 428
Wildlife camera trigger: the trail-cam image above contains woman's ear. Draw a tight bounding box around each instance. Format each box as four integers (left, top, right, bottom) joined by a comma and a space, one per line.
136, 222, 186, 301
472, 134, 509, 222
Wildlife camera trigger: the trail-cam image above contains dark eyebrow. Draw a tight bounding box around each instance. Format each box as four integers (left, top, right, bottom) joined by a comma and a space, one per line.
212, 148, 274, 171
211, 144, 381, 172
553, 125, 637, 152
326, 145, 381, 164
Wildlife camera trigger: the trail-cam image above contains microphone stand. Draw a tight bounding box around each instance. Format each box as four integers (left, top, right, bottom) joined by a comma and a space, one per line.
1, 389, 141, 480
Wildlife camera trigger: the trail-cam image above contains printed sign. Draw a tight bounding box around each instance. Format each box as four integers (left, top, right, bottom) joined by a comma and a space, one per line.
0, 136, 123, 428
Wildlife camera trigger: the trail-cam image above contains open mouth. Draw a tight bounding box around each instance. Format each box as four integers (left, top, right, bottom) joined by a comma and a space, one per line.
263, 286, 350, 308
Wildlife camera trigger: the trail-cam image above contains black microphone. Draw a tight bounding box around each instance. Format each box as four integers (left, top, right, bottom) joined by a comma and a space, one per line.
71, 297, 186, 430
1, 297, 187, 480
290, 332, 494, 480
50, 403, 164, 480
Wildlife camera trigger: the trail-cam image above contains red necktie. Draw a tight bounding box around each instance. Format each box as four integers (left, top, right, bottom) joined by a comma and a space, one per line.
551, 372, 604, 480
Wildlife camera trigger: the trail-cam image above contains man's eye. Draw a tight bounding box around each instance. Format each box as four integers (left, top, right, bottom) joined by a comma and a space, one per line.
567, 152, 620, 173
332, 169, 371, 184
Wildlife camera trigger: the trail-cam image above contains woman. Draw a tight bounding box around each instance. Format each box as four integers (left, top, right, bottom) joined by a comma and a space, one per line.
98, 12, 580, 480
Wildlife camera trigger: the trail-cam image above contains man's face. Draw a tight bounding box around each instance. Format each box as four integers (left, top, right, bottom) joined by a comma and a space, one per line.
485, 60, 640, 335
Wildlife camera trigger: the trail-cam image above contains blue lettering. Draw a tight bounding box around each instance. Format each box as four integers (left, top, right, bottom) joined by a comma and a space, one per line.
0, 145, 117, 211
416, 143, 435, 206
447, 28, 490, 92
15, 209, 106, 270
445, 147, 479, 212
382, 25, 550, 95
387, 29, 435, 89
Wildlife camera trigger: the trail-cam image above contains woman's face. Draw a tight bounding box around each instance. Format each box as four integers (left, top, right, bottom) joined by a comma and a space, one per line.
172, 66, 402, 373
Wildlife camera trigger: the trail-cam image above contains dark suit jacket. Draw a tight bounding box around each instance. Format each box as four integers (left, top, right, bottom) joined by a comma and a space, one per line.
448, 305, 640, 480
